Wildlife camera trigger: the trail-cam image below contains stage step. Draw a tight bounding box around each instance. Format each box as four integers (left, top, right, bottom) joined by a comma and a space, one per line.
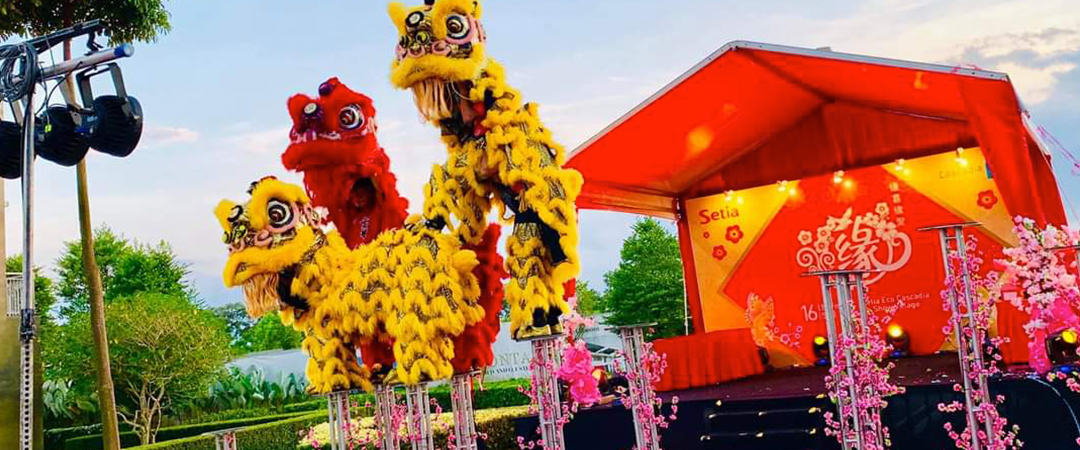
700, 395, 837, 450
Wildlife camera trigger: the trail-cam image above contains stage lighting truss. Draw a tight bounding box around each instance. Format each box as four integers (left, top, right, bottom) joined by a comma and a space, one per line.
0, 20, 136, 450
0, 25, 141, 179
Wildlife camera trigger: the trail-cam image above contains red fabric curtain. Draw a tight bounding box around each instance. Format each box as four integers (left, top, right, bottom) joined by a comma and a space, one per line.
652, 329, 765, 391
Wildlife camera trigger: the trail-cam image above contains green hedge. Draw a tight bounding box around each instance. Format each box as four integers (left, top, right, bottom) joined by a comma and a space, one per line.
64, 412, 310, 450
46, 423, 134, 450
127, 412, 327, 450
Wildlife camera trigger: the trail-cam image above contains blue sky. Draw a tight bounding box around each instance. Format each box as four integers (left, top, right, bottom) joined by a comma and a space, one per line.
3, 0, 1079, 307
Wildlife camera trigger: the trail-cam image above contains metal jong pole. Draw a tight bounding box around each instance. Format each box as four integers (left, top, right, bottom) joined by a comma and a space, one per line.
405, 382, 434, 450
616, 324, 660, 450
451, 371, 479, 450
956, 229, 996, 447
921, 223, 983, 450
835, 273, 864, 450
527, 334, 565, 450
815, 274, 847, 445
374, 383, 400, 450
852, 273, 885, 446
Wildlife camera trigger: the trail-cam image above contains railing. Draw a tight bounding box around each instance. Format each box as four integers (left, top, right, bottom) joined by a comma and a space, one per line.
5, 272, 25, 317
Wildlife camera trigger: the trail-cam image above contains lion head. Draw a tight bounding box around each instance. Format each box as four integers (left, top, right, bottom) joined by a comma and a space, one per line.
215, 177, 322, 318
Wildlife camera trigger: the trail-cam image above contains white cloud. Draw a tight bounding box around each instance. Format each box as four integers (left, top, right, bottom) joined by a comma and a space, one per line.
971, 28, 1080, 59
225, 125, 291, 155
141, 125, 200, 147
997, 61, 1077, 105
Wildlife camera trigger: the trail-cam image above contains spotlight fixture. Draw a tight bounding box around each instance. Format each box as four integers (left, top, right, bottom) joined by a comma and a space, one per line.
75, 63, 143, 158
832, 170, 844, 184
885, 324, 910, 358
35, 105, 90, 166
0, 119, 22, 179
1048, 328, 1080, 366
812, 335, 830, 366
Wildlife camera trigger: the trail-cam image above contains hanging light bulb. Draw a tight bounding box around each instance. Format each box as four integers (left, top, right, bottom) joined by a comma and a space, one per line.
955, 147, 968, 166
894, 159, 905, 171
833, 170, 844, 184
777, 180, 788, 192
724, 190, 734, 202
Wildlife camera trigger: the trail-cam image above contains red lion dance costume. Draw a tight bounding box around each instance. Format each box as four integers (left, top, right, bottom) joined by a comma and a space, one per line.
280, 77, 506, 377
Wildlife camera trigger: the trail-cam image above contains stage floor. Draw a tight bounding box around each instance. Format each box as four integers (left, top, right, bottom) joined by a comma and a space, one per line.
659, 352, 1032, 402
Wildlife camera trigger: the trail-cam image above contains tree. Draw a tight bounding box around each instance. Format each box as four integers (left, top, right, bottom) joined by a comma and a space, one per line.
52, 293, 230, 445
211, 302, 257, 348
2, 5, 177, 450
56, 226, 192, 316
6, 255, 58, 331
237, 313, 304, 353
574, 280, 602, 317
601, 218, 688, 339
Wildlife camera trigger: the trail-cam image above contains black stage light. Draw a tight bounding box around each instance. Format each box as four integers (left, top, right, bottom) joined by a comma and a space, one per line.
1048, 328, 1080, 366
35, 105, 90, 166
813, 335, 830, 366
0, 120, 22, 179
885, 324, 910, 358
77, 62, 143, 158
85, 94, 142, 157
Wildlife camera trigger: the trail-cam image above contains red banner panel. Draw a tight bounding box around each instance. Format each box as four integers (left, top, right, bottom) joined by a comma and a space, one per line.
684, 148, 1017, 365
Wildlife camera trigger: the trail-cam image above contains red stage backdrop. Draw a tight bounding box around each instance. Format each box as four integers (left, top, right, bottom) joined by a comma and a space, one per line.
684, 148, 1018, 366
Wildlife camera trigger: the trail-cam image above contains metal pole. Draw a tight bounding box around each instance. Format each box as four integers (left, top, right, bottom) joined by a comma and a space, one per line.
405, 383, 433, 450
451, 372, 479, 450
617, 325, 660, 450
18, 87, 36, 450
374, 383, 400, 450
956, 230, 996, 448
922, 223, 987, 450
528, 335, 565, 450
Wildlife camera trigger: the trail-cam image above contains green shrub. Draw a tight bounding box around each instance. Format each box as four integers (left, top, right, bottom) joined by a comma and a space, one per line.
64, 412, 309, 450
126, 412, 326, 450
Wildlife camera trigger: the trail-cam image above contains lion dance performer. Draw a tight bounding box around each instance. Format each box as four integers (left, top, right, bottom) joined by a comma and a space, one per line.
388, 0, 583, 340
279, 77, 508, 379
216, 176, 494, 392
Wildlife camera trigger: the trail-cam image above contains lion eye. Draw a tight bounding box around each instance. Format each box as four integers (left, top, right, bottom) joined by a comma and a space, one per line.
267, 199, 293, 228
406, 11, 424, 28
339, 104, 365, 130
446, 14, 469, 40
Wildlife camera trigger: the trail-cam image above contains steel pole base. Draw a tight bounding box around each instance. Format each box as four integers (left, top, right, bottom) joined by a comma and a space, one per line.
374, 383, 401, 450
451, 372, 479, 450
616, 325, 660, 450
325, 390, 352, 450
405, 383, 434, 450
527, 335, 566, 450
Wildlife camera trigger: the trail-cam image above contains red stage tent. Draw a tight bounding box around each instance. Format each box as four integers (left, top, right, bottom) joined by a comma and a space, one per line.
567, 41, 1068, 389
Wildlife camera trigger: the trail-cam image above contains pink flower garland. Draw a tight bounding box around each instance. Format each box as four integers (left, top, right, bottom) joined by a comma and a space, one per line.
611, 338, 680, 450
821, 285, 904, 450
994, 216, 1080, 373
938, 235, 1022, 450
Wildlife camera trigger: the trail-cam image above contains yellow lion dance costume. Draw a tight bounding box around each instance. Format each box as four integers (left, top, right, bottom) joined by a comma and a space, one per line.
388, 0, 583, 340
215, 177, 484, 391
